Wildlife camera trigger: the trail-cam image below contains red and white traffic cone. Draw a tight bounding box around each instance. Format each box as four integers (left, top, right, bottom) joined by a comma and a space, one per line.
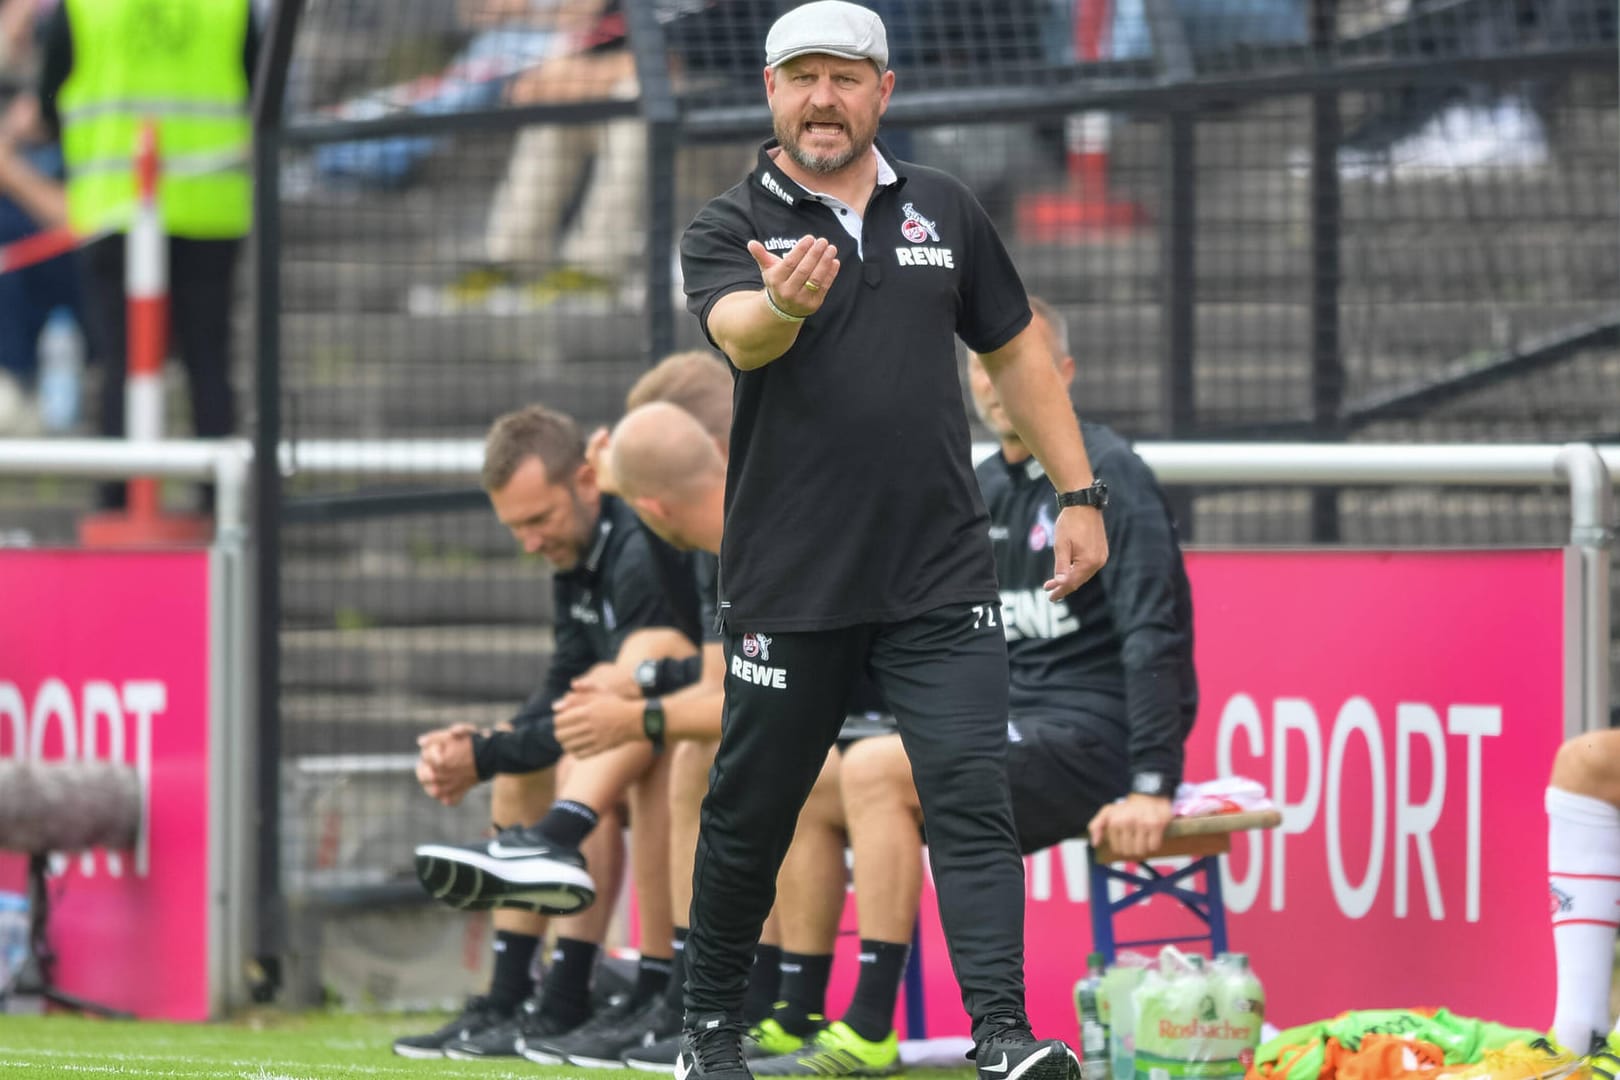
80, 121, 211, 547
1017, 0, 1148, 241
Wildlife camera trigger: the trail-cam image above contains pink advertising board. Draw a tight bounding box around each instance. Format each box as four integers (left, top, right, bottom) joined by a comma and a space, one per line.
0, 549, 214, 1019
827, 549, 1567, 1043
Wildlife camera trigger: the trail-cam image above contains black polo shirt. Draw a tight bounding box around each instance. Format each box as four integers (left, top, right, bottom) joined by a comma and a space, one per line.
641, 551, 723, 698
976, 423, 1199, 787
694, 551, 722, 643
681, 139, 1031, 632
473, 494, 701, 777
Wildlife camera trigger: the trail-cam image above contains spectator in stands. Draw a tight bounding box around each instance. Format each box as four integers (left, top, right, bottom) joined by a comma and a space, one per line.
1328, 0, 1613, 178
1547, 727, 1620, 1072
419, 0, 778, 315
309, 0, 564, 191
399, 402, 702, 1061
36, 0, 257, 506
722, 297, 1198, 1077
1108, 0, 1306, 60
0, 0, 85, 437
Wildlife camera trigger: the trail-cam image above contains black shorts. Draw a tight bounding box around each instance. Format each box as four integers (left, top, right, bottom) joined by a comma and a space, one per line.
835, 710, 898, 751
1006, 712, 1128, 854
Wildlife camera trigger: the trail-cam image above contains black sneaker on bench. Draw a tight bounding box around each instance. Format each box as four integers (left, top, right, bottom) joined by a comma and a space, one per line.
414, 824, 595, 914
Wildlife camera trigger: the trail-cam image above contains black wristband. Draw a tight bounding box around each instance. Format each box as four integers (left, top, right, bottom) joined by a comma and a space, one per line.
470, 732, 497, 782
642, 698, 667, 752
1056, 478, 1109, 509
653, 655, 703, 696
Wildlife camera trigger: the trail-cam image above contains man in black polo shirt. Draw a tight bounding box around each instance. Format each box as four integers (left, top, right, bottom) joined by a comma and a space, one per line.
396, 404, 701, 1061
962, 298, 1197, 860
673, 4, 1109, 1079
744, 298, 1198, 1076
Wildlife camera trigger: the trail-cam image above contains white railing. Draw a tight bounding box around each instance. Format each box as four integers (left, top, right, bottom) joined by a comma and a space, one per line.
0, 437, 1613, 741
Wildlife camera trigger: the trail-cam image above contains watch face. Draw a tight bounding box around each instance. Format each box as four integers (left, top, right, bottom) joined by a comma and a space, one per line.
1132, 772, 1166, 797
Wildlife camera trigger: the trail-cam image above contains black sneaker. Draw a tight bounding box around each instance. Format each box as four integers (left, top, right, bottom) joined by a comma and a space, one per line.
443, 1012, 525, 1060
626, 1015, 793, 1074
524, 991, 645, 1065
415, 824, 596, 914
514, 995, 596, 1056
562, 996, 684, 1069
526, 992, 675, 1068
623, 1027, 683, 1073
675, 1016, 754, 1080
974, 1023, 1081, 1080
391, 995, 512, 1058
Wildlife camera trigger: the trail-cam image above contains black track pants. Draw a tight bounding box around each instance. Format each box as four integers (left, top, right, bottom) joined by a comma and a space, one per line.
682, 602, 1027, 1041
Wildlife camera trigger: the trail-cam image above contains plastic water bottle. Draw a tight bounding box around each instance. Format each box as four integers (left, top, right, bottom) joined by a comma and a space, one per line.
1074, 952, 1111, 1080
36, 309, 84, 434
1102, 956, 1149, 1080
1217, 953, 1265, 1070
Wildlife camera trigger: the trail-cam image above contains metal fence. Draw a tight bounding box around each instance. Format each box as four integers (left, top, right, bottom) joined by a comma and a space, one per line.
248, 0, 1618, 1004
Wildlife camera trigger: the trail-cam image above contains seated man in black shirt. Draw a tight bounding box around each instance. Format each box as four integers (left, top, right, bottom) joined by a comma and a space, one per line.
398, 403, 702, 1061
740, 297, 1199, 1077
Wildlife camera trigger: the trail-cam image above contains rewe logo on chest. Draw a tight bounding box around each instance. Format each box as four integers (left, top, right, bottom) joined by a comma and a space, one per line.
895, 246, 954, 268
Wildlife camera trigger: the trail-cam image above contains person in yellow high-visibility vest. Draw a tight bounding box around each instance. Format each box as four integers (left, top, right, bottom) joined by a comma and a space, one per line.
37, 0, 256, 509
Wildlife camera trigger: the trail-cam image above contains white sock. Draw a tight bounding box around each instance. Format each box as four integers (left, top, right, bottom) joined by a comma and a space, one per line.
1548, 785, 1620, 1052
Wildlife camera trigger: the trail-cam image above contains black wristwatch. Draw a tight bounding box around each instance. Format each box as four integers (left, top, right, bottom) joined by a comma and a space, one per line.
1056, 478, 1108, 510
1131, 771, 1169, 798
635, 659, 660, 697
642, 697, 666, 751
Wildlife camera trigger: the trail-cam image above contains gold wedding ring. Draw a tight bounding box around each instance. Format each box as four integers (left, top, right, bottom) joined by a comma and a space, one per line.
804, 279, 822, 292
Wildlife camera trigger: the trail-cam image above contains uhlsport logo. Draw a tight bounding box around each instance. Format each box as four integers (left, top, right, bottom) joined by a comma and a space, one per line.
900, 202, 939, 243
742, 632, 772, 661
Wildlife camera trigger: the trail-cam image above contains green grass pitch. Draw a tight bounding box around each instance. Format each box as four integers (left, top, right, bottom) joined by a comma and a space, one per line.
0, 1010, 979, 1079
0, 1010, 608, 1079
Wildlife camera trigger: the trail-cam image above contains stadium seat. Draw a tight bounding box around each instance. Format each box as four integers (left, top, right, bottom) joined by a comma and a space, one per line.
1086, 809, 1282, 963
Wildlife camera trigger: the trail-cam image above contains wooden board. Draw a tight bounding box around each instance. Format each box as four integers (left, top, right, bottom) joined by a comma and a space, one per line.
1093, 809, 1282, 865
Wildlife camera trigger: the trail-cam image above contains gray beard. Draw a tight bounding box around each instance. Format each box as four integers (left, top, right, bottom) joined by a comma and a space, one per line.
777, 123, 873, 175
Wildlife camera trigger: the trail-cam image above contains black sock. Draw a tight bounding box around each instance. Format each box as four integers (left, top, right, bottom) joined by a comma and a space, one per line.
635, 954, 673, 1004
488, 930, 540, 1011
744, 943, 783, 1024
841, 939, 910, 1042
664, 927, 690, 1008
773, 951, 833, 1034
539, 937, 598, 1026
535, 799, 599, 849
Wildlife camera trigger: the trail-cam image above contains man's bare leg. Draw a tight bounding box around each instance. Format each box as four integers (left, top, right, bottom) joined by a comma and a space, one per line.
831, 735, 924, 1047
759, 751, 850, 1044
839, 736, 924, 941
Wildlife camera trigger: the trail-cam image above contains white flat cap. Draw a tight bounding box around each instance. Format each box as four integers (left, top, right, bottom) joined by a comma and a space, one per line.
765, 1, 889, 70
